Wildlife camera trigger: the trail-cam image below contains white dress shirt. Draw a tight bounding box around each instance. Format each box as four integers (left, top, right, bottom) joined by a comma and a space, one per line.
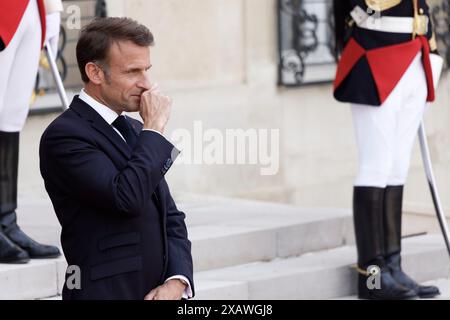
78, 89, 192, 299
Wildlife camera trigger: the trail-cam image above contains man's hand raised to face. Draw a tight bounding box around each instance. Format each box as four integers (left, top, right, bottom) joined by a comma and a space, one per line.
139, 84, 172, 134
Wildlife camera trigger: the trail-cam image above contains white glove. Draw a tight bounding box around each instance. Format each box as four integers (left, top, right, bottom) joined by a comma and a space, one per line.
430, 53, 444, 89
44, 0, 64, 14
45, 12, 61, 59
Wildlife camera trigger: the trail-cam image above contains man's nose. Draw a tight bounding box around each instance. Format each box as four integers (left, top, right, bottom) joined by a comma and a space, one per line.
137, 75, 151, 91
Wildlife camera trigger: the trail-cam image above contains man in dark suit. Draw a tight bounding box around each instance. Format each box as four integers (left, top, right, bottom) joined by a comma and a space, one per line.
39, 17, 194, 300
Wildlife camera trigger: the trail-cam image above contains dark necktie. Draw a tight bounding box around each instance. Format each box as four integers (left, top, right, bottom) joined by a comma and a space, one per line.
112, 115, 138, 148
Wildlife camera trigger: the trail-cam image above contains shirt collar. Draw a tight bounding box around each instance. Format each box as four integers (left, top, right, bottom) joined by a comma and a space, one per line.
78, 89, 122, 125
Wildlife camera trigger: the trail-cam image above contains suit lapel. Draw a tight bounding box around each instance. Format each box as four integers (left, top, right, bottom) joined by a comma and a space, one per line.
70, 97, 131, 159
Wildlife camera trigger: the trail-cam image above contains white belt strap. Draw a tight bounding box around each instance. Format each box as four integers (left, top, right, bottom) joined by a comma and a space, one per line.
350, 5, 428, 34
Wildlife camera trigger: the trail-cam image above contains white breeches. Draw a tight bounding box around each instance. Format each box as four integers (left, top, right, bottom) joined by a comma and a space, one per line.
0, 0, 42, 132
352, 52, 428, 188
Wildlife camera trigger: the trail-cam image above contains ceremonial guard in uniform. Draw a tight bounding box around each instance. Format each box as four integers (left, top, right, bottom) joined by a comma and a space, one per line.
333, 0, 441, 299
0, 0, 62, 263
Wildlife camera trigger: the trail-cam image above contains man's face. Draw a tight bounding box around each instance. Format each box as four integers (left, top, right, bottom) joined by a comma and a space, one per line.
99, 40, 152, 113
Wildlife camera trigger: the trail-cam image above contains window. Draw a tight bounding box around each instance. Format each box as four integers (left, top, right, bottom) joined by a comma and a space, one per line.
277, 0, 335, 86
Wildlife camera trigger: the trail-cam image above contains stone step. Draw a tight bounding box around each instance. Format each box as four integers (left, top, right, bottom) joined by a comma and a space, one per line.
16, 195, 355, 272
193, 234, 450, 300
1, 197, 353, 300
0, 257, 66, 300
5, 234, 448, 300
4, 195, 446, 300
422, 278, 450, 300
184, 198, 354, 271
40, 277, 450, 300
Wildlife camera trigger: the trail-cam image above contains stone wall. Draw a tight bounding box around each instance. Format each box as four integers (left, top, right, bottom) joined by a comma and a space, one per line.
91, 0, 450, 214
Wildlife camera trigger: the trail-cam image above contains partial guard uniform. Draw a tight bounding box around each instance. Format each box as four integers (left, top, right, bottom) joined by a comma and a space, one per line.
334, 0, 436, 106
0, 0, 46, 51
0, 1, 61, 264
333, 0, 441, 300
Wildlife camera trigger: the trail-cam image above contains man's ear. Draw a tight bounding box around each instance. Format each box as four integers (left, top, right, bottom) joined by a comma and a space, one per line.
85, 62, 104, 85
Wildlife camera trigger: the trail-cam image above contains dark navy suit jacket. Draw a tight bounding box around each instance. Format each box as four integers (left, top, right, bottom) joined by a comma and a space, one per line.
39, 96, 194, 300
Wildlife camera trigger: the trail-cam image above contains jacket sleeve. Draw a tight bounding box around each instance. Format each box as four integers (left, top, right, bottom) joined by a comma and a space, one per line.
40, 125, 179, 218
159, 179, 195, 297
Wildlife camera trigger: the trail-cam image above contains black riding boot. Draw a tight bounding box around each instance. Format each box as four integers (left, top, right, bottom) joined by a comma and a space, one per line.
0, 132, 30, 263
383, 185, 440, 298
0, 131, 60, 259
353, 186, 417, 299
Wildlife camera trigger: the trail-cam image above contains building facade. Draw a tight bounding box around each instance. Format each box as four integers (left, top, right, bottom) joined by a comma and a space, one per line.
37, 0, 450, 215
